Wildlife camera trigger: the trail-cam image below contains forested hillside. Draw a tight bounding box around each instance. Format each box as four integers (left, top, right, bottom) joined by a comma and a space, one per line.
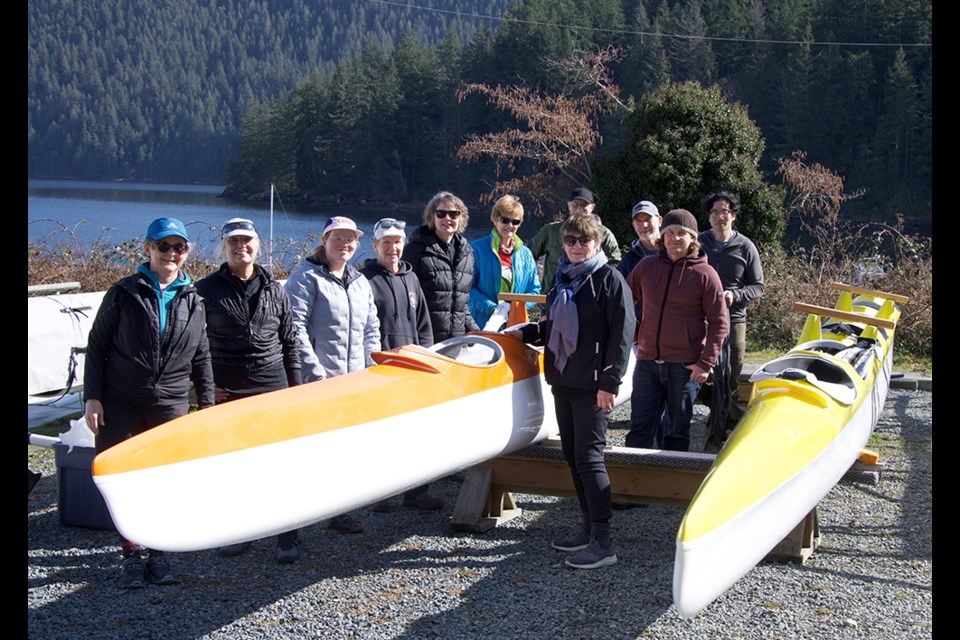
27, 0, 512, 183
28, 0, 931, 225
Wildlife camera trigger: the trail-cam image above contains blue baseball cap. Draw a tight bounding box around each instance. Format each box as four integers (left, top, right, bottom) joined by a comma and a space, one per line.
145, 217, 190, 242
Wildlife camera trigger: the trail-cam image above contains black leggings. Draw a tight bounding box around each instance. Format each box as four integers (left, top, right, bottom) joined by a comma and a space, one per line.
552, 386, 612, 523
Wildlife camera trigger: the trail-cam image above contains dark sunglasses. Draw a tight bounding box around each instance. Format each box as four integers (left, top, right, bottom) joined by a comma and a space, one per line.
157, 241, 189, 255
376, 219, 406, 231
562, 235, 593, 247
499, 216, 522, 226
221, 220, 257, 236
435, 209, 461, 219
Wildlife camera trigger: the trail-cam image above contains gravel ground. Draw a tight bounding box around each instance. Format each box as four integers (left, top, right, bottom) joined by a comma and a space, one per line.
28, 386, 932, 639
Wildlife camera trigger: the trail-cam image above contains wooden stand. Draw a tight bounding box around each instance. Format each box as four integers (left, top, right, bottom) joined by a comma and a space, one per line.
451, 438, 838, 564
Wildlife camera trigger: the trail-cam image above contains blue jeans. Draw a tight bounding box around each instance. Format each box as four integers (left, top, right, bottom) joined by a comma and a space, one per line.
626, 360, 701, 452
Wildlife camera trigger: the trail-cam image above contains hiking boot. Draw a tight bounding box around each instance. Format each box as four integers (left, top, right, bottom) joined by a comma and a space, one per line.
275, 535, 300, 564
217, 542, 252, 558
145, 553, 178, 585
551, 529, 591, 552
401, 492, 444, 511
565, 541, 618, 569
328, 513, 364, 534
118, 555, 146, 589
368, 498, 392, 513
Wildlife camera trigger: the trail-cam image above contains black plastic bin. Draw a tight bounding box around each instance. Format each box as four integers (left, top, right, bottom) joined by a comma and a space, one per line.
52, 443, 115, 530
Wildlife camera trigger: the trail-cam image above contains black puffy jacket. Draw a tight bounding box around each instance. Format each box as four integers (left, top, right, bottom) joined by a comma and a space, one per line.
401, 225, 479, 342
195, 263, 301, 387
84, 268, 214, 409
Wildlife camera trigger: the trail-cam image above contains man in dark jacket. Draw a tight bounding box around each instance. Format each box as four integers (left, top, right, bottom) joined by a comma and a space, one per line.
401, 191, 479, 343
527, 187, 621, 291
626, 209, 728, 452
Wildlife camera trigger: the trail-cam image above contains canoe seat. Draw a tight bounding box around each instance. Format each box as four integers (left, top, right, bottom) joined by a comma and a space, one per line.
750, 353, 858, 405
428, 335, 504, 366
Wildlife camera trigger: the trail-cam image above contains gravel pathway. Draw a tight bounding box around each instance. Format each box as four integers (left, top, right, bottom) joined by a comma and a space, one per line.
28, 386, 932, 639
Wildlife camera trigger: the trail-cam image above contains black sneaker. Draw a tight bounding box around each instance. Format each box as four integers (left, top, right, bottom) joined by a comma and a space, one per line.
401, 492, 444, 511
275, 537, 299, 564
565, 541, 618, 569
145, 554, 178, 585
328, 513, 364, 534
551, 530, 591, 552
118, 556, 146, 589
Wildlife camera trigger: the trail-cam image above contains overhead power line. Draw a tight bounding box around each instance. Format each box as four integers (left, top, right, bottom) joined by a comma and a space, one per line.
369, 0, 931, 49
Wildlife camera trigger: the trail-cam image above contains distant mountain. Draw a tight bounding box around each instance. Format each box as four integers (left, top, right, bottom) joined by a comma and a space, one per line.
27, 0, 514, 183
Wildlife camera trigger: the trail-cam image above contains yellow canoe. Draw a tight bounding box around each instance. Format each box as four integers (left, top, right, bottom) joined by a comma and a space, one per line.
673, 283, 905, 618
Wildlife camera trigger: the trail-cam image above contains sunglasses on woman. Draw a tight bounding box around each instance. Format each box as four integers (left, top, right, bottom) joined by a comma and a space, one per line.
156, 241, 189, 255
562, 235, 593, 247
499, 216, 522, 226
376, 219, 406, 231
435, 209, 461, 219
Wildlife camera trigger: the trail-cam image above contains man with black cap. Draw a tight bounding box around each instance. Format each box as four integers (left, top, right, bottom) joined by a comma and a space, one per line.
625, 209, 728, 452
528, 187, 621, 291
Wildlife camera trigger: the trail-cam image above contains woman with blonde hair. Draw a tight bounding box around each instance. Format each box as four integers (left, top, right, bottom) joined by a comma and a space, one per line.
469, 195, 540, 329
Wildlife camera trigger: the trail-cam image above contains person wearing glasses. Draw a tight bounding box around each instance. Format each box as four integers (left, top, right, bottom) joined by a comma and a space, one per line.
697, 191, 765, 439
195, 218, 303, 563
284, 215, 380, 534
360, 217, 443, 512
468, 195, 541, 329
83, 217, 214, 588
527, 187, 622, 291
625, 209, 729, 453
509, 214, 634, 570
401, 191, 480, 343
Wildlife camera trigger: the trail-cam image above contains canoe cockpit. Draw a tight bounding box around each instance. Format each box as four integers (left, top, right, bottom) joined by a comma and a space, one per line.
749, 337, 881, 406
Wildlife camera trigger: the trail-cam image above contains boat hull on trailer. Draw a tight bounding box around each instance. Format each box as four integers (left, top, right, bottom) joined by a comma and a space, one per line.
673, 290, 901, 619
93, 332, 632, 552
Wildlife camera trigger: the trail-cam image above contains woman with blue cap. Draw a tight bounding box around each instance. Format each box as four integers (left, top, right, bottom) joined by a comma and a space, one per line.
84, 217, 214, 588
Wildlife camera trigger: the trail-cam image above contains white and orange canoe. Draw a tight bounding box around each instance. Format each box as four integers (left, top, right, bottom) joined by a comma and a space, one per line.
93, 329, 633, 552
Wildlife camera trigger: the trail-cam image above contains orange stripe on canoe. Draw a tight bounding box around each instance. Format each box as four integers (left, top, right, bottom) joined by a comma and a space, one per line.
93, 336, 542, 477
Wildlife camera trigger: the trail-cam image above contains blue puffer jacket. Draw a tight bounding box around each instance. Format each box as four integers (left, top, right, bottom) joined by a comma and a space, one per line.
469, 230, 540, 328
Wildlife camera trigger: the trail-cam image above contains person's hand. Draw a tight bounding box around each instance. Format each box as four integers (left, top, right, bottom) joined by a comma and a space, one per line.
597, 389, 615, 413
214, 386, 230, 404
84, 399, 104, 435
686, 363, 710, 384
723, 290, 734, 307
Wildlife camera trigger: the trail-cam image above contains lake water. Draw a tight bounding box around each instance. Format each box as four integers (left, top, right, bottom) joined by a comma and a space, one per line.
27, 180, 526, 268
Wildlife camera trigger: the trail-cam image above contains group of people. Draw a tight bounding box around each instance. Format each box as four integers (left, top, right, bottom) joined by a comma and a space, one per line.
83, 186, 762, 585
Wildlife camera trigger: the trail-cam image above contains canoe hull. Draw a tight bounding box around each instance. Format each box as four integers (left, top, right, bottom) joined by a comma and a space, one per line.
673, 291, 899, 618
92, 333, 589, 551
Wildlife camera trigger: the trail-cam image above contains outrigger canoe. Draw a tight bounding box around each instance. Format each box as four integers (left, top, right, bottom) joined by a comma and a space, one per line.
673, 283, 907, 619
93, 328, 634, 552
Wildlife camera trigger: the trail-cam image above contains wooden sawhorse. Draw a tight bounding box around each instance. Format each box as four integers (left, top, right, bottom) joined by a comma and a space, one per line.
450, 438, 822, 564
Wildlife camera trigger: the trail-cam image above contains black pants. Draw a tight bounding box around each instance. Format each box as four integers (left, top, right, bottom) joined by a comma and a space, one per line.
95, 397, 188, 454
552, 386, 612, 523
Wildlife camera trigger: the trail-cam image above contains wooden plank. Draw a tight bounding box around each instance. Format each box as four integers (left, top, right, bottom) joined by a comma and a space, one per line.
498, 293, 546, 304
831, 282, 909, 304
793, 302, 896, 330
